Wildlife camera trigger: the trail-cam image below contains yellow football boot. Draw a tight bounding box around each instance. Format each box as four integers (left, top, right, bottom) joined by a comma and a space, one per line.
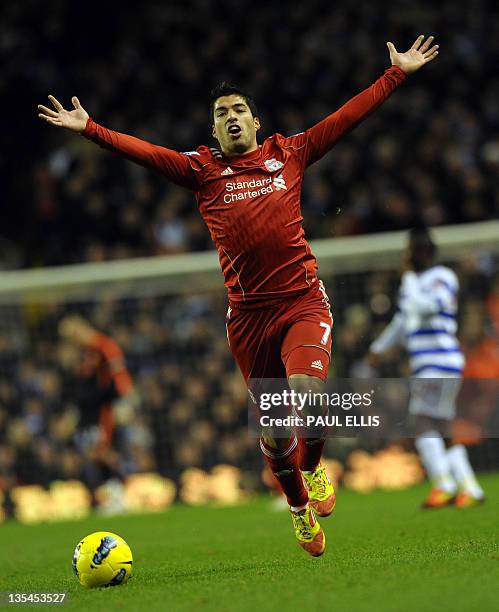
302, 464, 336, 517
290, 505, 325, 557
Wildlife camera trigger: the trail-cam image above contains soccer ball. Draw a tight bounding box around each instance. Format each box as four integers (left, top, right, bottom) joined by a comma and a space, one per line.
72, 531, 133, 588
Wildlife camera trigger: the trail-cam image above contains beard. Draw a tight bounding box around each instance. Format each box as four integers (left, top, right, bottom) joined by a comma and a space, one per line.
229, 138, 250, 155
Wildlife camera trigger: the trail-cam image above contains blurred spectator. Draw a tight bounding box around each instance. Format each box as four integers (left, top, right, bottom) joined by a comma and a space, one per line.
1, 1, 498, 268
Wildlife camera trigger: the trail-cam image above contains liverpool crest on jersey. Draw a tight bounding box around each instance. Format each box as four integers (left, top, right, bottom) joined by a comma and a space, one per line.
264, 158, 284, 172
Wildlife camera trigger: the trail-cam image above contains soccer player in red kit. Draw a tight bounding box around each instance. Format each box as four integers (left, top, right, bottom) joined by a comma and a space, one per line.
59, 315, 137, 450
39, 36, 439, 556
58, 315, 138, 497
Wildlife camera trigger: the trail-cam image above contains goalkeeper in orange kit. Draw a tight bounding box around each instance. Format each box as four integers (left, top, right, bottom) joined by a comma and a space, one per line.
59, 315, 139, 491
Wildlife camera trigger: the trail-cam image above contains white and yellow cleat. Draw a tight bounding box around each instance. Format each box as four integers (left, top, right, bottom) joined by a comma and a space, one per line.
302, 464, 336, 517
290, 504, 325, 557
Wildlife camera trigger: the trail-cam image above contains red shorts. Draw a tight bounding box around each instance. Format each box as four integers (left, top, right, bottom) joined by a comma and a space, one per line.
226, 280, 333, 382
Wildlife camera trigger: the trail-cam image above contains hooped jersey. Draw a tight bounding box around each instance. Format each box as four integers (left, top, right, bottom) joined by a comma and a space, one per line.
370, 266, 465, 377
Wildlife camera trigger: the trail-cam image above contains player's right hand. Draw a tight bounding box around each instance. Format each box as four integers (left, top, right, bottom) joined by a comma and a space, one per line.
367, 351, 382, 368
38, 95, 89, 133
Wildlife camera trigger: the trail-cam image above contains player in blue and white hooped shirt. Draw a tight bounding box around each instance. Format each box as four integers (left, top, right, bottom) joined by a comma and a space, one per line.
369, 227, 485, 508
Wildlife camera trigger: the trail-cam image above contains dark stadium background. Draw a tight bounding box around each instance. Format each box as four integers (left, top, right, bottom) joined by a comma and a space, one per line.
3, 0, 498, 266
1, 0, 498, 520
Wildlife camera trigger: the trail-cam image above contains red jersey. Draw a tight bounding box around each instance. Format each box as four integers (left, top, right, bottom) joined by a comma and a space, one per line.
80, 332, 134, 397
78, 332, 134, 431
83, 66, 406, 307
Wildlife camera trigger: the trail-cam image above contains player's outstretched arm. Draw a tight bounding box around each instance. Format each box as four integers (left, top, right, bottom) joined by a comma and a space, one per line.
290, 35, 439, 167
38, 95, 89, 132
369, 313, 406, 358
386, 35, 439, 74
37, 96, 196, 189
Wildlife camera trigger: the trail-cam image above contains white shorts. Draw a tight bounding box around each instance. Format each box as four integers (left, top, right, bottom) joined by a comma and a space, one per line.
409, 375, 461, 420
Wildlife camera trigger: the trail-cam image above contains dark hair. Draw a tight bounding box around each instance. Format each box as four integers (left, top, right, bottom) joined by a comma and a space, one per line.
409, 225, 437, 260
210, 82, 258, 120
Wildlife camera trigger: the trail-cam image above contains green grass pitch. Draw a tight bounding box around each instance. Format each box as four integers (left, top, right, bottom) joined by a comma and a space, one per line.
2, 473, 498, 612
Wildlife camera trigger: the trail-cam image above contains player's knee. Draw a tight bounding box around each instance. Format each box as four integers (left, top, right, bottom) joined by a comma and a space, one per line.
414, 415, 450, 438
288, 373, 324, 394
288, 374, 328, 423
288, 374, 325, 412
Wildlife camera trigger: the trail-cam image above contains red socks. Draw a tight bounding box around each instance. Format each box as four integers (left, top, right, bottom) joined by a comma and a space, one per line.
299, 437, 326, 472
260, 436, 308, 507
260, 436, 326, 505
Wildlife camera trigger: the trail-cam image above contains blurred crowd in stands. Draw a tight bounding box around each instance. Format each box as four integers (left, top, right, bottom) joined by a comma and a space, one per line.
1, 1, 498, 516
2, 0, 499, 268
1, 255, 498, 508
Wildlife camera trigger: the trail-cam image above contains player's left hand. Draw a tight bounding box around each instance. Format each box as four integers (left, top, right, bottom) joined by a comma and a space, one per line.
387, 35, 439, 74
113, 390, 140, 425
367, 351, 382, 368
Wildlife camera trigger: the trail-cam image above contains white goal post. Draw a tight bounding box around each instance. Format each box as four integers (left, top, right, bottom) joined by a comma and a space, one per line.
0, 220, 497, 304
